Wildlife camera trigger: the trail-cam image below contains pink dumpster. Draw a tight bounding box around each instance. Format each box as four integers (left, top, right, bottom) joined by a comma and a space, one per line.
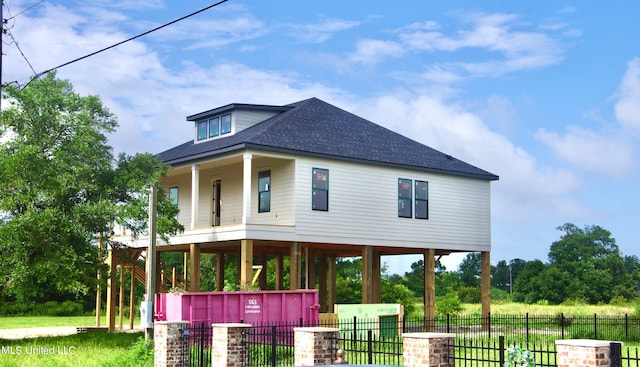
155, 290, 320, 325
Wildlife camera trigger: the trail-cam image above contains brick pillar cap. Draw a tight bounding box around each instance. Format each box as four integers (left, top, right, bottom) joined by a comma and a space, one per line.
212, 323, 251, 328
402, 332, 455, 339
555, 339, 618, 347
154, 321, 189, 326
293, 327, 339, 332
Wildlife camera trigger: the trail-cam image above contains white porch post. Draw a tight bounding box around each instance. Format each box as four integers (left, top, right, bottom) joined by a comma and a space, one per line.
242, 153, 252, 224
190, 164, 199, 229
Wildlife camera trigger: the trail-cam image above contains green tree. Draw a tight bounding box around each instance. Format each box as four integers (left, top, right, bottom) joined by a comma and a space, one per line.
513, 224, 638, 304
458, 252, 481, 287
403, 260, 425, 298
512, 259, 547, 303
0, 73, 182, 309
492, 260, 510, 291
546, 223, 634, 303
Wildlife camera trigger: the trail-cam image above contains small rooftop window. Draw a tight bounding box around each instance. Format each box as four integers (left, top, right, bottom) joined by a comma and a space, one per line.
196, 113, 232, 142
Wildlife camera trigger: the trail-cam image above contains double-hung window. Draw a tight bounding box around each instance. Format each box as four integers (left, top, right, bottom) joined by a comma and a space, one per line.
312, 168, 329, 211
258, 170, 271, 213
398, 178, 429, 219
415, 180, 429, 219
398, 178, 412, 218
168, 187, 179, 206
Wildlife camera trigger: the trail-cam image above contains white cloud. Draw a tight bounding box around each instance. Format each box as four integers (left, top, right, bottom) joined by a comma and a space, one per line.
614, 58, 640, 136
348, 39, 405, 65
536, 126, 636, 177
288, 18, 360, 43
535, 58, 640, 177
399, 12, 564, 76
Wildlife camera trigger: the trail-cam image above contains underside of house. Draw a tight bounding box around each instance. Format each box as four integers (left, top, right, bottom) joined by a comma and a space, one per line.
98, 98, 498, 332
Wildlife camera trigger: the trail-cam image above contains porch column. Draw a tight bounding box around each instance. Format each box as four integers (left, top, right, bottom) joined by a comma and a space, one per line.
190, 164, 199, 229
183, 253, 188, 290
372, 251, 381, 303
424, 249, 436, 330
481, 251, 491, 329
328, 255, 337, 313
242, 153, 252, 224
105, 249, 117, 332
215, 252, 225, 291
258, 250, 267, 290
240, 239, 253, 288
362, 246, 373, 304
275, 254, 284, 290
189, 244, 200, 292
306, 248, 316, 289
290, 242, 302, 290
318, 254, 328, 312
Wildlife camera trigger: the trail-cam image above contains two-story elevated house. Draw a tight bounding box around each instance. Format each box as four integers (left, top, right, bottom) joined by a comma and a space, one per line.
105, 97, 498, 330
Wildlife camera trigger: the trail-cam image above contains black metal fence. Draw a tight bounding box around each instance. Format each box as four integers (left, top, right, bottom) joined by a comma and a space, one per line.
179, 315, 640, 367
398, 313, 640, 344
619, 343, 640, 367
241, 322, 297, 367
448, 336, 557, 367
180, 323, 213, 367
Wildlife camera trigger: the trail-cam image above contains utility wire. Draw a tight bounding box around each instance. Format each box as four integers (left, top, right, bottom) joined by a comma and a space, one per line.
6, 0, 229, 88
5, 0, 44, 21
4, 27, 37, 76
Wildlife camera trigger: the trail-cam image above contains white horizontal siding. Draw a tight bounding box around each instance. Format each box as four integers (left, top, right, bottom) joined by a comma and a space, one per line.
293, 157, 491, 251
162, 176, 191, 228
234, 110, 280, 132
251, 157, 295, 225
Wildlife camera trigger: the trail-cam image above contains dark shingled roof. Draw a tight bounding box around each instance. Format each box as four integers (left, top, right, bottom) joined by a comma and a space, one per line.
158, 98, 498, 181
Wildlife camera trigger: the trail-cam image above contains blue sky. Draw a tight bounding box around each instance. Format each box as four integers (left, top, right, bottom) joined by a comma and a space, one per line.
2, 1, 639, 274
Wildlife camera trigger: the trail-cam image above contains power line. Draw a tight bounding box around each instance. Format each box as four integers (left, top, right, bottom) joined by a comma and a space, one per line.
5, 0, 45, 22
4, 27, 37, 76
4, 0, 230, 89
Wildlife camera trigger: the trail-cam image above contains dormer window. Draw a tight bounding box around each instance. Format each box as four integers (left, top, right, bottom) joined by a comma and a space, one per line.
196, 113, 232, 141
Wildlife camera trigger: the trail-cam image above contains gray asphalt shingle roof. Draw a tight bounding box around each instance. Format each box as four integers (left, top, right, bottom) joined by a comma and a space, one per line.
158, 97, 498, 181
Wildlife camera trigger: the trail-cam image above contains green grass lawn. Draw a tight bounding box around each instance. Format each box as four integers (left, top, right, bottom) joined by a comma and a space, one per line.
0, 315, 140, 330
0, 332, 153, 367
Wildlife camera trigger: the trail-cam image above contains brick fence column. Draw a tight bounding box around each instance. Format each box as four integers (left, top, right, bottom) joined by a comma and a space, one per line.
556, 339, 619, 367
154, 321, 188, 367
211, 323, 251, 367
402, 332, 455, 367
294, 327, 339, 366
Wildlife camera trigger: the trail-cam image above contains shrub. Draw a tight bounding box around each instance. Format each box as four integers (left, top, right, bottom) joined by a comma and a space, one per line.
553, 313, 573, 327
609, 295, 628, 306
33, 300, 84, 316
458, 287, 481, 303
435, 288, 463, 316
504, 346, 535, 367
561, 298, 587, 306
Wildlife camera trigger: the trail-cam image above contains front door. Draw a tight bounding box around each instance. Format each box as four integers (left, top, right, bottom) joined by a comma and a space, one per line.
212, 179, 221, 226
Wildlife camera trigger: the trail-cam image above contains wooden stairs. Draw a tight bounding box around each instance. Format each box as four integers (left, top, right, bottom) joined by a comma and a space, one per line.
114, 247, 187, 293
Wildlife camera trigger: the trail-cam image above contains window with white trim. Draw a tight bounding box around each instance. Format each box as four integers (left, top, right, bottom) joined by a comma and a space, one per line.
312, 168, 328, 211
398, 178, 412, 218
258, 170, 271, 213
196, 113, 232, 141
